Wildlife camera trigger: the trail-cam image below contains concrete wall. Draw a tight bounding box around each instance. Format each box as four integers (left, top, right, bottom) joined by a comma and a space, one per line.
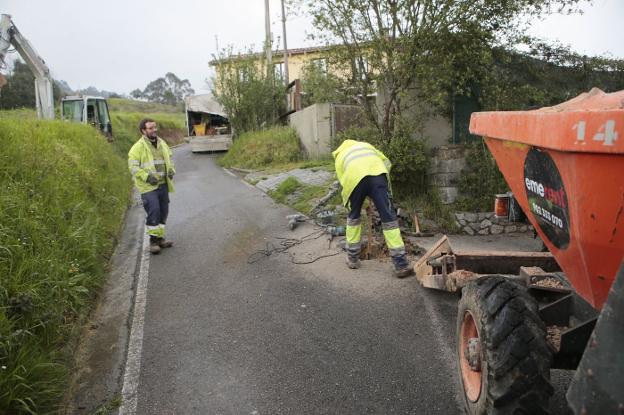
288, 103, 333, 158
375, 85, 452, 147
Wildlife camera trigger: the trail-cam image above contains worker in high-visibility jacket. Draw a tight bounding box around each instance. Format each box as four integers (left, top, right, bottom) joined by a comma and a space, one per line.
332, 139, 413, 277
128, 118, 176, 254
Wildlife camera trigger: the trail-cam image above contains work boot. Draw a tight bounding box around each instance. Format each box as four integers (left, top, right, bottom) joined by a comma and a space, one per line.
149, 242, 161, 254
158, 237, 173, 248
346, 255, 361, 269
392, 254, 413, 278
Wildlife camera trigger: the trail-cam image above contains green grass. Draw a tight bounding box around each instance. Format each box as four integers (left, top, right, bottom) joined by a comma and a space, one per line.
0, 115, 131, 414
89, 395, 122, 415
267, 178, 338, 216
109, 111, 185, 156
267, 177, 302, 204
108, 97, 186, 156
400, 190, 459, 233
219, 126, 302, 169
107, 98, 182, 114
292, 185, 331, 214
0, 108, 37, 120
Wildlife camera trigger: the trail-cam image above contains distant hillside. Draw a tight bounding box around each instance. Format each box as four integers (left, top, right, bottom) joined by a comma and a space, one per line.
106, 99, 186, 155
108, 98, 183, 114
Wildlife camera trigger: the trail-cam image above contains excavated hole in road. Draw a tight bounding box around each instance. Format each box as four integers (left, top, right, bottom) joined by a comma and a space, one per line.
359, 235, 421, 260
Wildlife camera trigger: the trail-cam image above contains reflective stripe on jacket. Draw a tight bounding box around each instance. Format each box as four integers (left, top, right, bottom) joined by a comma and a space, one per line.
332, 139, 391, 207
128, 136, 176, 194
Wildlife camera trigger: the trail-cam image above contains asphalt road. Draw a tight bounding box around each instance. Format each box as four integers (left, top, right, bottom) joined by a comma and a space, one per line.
132, 145, 571, 414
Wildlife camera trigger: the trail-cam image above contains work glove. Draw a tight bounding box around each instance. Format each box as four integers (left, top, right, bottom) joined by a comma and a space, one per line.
146, 174, 159, 185
167, 170, 175, 179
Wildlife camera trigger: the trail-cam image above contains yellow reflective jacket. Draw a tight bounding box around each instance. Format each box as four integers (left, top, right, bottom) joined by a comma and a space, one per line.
128, 136, 176, 194
332, 139, 391, 207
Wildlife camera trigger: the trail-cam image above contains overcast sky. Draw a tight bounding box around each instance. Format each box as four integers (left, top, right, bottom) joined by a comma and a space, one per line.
2, 0, 622, 95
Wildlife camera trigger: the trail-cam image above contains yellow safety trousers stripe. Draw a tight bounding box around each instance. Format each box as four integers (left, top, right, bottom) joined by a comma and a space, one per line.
382, 227, 404, 249
146, 224, 165, 238
346, 224, 362, 245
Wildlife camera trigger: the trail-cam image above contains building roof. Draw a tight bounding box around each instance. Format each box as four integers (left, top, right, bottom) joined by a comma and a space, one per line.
209, 45, 332, 66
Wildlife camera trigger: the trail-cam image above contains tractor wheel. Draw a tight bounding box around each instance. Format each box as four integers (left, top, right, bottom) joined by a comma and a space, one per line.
457, 275, 554, 415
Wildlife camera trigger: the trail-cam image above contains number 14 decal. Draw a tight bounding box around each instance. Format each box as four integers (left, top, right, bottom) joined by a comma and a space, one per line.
574, 120, 618, 146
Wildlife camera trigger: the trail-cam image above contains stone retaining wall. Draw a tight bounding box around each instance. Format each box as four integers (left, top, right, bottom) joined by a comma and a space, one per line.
429, 145, 466, 204
454, 212, 533, 236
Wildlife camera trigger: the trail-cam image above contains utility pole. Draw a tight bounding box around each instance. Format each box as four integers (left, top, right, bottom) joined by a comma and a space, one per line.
264, 0, 272, 76
280, 0, 289, 86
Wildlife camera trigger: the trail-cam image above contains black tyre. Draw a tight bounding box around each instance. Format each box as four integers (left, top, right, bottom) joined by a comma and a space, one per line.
457, 275, 553, 415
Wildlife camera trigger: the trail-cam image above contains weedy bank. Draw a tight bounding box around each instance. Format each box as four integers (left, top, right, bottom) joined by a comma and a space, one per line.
0, 113, 131, 414
218, 126, 339, 213
107, 98, 186, 155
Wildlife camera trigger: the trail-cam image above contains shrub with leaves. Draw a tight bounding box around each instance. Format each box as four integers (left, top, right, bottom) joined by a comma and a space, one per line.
300, 60, 351, 107
455, 139, 508, 211
334, 122, 429, 198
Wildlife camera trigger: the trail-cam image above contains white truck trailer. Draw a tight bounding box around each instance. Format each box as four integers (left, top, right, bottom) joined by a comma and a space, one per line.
184, 94, 233, 153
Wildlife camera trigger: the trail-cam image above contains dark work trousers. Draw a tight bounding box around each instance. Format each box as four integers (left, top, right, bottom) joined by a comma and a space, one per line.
348, 174, 396, 222
141, 184, 169, 240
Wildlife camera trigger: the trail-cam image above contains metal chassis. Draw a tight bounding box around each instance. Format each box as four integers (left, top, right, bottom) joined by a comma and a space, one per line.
414, 236, 599, 371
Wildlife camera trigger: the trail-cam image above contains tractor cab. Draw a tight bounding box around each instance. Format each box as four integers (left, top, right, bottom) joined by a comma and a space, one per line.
61, 95, 113, 139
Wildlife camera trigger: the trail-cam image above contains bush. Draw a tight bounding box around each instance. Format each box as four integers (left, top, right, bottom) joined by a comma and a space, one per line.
0, 116, 131, 414
334, 124, 429, 198
455, 138, 508, 211
219, 126, 302, 169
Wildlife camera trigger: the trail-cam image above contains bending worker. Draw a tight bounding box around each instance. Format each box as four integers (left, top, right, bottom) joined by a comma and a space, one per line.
128, 118, 176, 254
332, 139, 413, 278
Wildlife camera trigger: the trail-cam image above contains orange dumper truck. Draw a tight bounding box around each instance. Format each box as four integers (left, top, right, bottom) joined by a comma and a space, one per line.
417, 88, 623, 414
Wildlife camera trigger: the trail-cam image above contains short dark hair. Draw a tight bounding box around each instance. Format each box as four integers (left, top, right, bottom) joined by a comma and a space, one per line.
138, 118, 156, 133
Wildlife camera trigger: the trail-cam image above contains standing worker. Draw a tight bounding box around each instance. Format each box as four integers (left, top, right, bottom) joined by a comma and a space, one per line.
128, 118, 176, 254
332, 139, 413, 278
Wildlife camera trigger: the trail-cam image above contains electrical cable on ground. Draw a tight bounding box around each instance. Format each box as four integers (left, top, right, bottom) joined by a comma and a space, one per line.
246, 228, 344, 265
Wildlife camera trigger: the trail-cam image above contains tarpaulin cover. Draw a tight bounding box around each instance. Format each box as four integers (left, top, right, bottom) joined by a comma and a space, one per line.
185, 94, 227, 117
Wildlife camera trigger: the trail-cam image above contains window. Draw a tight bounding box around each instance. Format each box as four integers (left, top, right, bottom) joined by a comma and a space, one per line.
86, 99, 98, 125
274, 62, 285, 80
238, 68, 249, 82
62, 100, 84, 122
312, 58, 328, 75
355, 56, 369, 80
96, 100, 110, 125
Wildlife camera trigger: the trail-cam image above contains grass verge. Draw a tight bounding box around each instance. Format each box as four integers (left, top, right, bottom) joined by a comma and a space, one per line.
109, 111, 185, 156
108, 98, 186, 156
218, 126, 302, 169
0, 115, 131, 414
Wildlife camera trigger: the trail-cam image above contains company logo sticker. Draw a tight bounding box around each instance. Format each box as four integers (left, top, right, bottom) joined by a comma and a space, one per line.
524, 148, 570, 249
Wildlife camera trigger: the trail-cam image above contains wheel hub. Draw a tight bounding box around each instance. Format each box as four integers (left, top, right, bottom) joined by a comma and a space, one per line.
465, 337, 482, 372
459, 311, 482, 402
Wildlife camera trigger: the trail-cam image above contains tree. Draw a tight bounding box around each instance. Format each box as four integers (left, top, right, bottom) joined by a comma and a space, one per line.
129, 89, 144, 100
0, 60, 63, 110
300, 60, 351, 107
211, 47, 286, 134
296, 0, 587, 141
140, 72, 194, 105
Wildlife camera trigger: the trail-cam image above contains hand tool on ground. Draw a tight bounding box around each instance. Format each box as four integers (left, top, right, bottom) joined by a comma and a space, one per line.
286, 214, 307, 230
324, 225, 345, 248
409, 212, 434, 237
